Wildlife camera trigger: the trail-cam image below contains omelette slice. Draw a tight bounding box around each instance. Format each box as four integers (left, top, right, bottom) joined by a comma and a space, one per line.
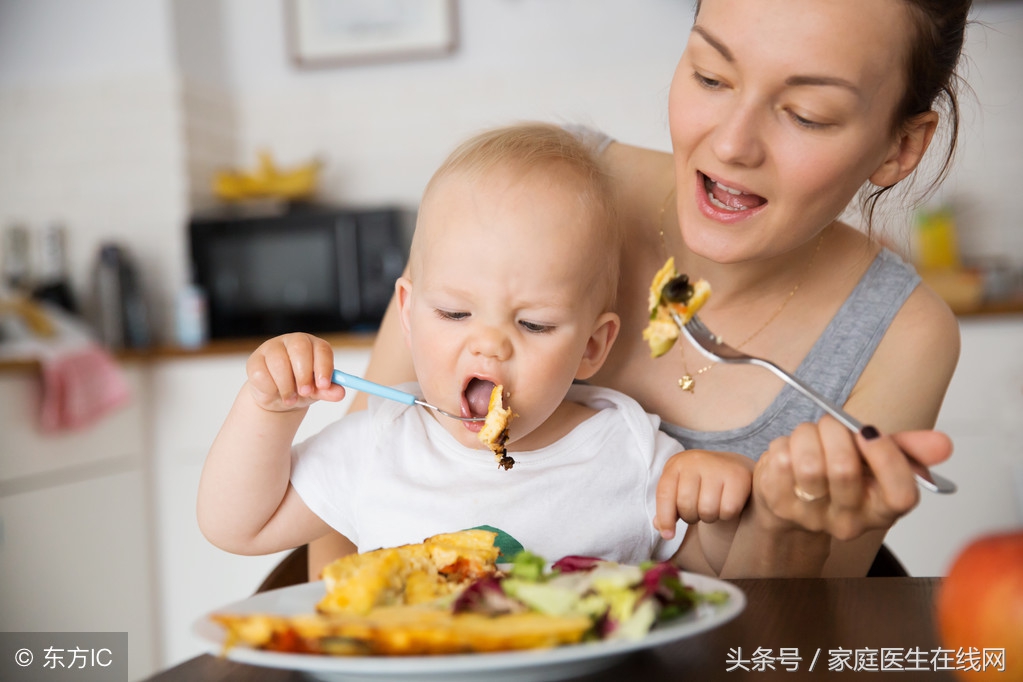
212, 608, 592, 656
642, 257, 711, 358
317, 529, 500, 615
477, 384, 515, 470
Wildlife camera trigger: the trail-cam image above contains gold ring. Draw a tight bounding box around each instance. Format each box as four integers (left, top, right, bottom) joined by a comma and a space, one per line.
793, 484, 828, 503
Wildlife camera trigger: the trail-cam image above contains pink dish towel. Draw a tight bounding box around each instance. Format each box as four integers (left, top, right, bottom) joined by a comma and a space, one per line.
38, 344, 131, 432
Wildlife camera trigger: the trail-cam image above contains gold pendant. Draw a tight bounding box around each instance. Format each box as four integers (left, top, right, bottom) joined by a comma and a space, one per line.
678, 375, 695, 392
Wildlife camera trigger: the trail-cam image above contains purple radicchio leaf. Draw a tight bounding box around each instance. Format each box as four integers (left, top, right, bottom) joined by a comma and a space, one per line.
451, 576, 527, 616
642, 561, 681, 599
597, 610, 617, 638
643, 562, 697, 620
551, 555, 602, 573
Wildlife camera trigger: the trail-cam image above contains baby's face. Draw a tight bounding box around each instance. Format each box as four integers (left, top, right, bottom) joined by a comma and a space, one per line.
398, 167, 614, 451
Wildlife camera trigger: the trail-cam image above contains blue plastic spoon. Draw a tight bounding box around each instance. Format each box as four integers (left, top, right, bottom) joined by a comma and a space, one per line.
331, 370, 485, 422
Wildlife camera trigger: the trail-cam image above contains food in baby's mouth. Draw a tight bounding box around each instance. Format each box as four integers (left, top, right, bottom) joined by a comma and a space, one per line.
642, 257, 711, 358
478, 384, 515, 470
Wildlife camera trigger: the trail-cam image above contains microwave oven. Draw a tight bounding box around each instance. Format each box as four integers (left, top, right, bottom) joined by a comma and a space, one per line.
188, 205, 412, 339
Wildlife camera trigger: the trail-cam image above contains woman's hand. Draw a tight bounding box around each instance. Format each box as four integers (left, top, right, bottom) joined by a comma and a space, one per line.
753, 416, 953, 540
246, 333, 346, 412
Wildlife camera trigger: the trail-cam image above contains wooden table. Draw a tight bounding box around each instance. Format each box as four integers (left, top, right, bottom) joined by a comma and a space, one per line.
146, 578, 981, 681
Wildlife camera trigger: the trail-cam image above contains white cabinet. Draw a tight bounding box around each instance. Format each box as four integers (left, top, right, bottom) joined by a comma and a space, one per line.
148, 347, 370, 669
0, 366, 157, 682
886, 316, 1023, 576
0, 342, 371, 678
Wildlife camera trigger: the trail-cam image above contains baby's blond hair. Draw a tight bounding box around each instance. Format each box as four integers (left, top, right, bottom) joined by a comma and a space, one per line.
415, 122, 621, 310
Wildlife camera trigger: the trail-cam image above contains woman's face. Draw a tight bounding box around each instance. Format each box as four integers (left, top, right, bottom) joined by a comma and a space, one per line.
668, 0, 914, 263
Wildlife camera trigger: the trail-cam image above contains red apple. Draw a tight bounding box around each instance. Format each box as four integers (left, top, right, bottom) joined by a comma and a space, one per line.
936, 529, 1023, 680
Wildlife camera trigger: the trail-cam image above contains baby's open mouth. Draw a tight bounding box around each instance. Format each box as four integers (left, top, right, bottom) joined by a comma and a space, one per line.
464, 378, 497, 419
701, 173, 766, 212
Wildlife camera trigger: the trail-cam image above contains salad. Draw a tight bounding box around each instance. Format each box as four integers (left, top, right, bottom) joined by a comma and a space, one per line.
453, 552, 729, 641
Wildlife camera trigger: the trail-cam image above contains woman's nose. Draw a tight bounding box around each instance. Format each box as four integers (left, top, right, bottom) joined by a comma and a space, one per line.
712, 99, 766, 168
469, 325, 512, 361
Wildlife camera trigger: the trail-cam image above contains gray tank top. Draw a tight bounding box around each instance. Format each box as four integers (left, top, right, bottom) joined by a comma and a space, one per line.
561, 124, 921, 459
659, 248, 920, 459
563, 123, 615, 156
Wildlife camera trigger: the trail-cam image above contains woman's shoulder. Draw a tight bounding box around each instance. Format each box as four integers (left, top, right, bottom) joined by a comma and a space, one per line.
560, 125, 673, 225
888, 271, 961, 363
602, 140, 674, 196
600, 141, 675, 253
849, 249, 961, 430
864, 246, 959, 355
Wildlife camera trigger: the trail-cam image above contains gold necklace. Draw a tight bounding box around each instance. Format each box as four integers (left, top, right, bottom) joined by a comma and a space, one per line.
657, 188, 826, 392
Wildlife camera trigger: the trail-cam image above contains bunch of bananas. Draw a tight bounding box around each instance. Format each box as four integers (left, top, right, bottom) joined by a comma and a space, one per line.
0, 294, 55, 337
213, 152, 321, 202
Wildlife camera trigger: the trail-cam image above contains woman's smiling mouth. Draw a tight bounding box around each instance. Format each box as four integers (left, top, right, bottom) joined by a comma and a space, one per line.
702, 173, 766, 211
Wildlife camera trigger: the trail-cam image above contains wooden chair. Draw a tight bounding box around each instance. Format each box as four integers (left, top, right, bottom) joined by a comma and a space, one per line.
867, 544, 909, 577
255, 545, 309, 594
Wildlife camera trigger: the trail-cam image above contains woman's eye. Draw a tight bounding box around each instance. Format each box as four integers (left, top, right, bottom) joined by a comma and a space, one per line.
519, 320, 554, 334
788, 110, 828, 130
436, 309, 469, 321
692, 71, 724, 90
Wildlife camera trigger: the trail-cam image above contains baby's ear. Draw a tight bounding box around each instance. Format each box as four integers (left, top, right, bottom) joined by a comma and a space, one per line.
870, 111, 939, 188
575, 312, 620, 381
395, 277, 414, 346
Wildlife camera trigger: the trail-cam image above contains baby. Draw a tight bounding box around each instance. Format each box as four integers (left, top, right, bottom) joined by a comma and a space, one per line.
197, 123, 750, 567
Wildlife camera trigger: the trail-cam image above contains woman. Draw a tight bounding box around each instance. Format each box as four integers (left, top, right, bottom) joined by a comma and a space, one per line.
309, 0, 967, 578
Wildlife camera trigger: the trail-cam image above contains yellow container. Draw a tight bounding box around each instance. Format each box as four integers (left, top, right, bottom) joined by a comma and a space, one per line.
913, 206, 961, 271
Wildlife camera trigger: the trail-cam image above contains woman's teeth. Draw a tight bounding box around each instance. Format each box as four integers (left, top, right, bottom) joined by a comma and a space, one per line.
708, 193, 744, 211
704, 176, 758, 212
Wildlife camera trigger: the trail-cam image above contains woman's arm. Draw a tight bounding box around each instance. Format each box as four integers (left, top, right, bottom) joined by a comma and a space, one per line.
825, 281, 959, 576
719, 283, 960, 577
720, 426, 954, 577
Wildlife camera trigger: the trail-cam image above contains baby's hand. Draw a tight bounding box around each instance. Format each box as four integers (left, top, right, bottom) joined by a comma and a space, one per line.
245, 333, 346, 412
654, 450, 754, 540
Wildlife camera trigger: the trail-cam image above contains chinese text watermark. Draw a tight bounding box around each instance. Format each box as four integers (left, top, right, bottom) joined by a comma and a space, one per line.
1, 632, 127, 681
726, 646, 1007, 673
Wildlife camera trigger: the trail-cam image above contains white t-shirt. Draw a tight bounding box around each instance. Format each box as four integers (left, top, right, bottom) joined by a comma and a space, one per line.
291, 383, 685, 564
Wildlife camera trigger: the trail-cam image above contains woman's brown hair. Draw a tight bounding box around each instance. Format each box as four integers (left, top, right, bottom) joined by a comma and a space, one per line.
861, 0, 973, 230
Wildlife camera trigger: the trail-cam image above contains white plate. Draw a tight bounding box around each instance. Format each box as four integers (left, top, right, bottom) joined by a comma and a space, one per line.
194, 573, 745, 682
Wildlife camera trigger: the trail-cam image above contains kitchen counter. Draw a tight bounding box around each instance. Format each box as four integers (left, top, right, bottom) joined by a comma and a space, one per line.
0, 331, 377, 372
957, 296, 1023, 317
118, 331, 377, 358
2, 298, 1023, 374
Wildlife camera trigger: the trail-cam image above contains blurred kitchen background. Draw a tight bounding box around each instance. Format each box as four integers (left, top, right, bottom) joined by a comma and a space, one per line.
0, 1, 1021, 679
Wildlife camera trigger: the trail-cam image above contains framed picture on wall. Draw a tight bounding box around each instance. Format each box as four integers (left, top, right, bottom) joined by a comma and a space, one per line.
287, 0, 458, 67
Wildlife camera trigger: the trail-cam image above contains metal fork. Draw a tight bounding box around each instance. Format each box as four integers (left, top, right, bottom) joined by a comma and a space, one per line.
673, 313, 956, 494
